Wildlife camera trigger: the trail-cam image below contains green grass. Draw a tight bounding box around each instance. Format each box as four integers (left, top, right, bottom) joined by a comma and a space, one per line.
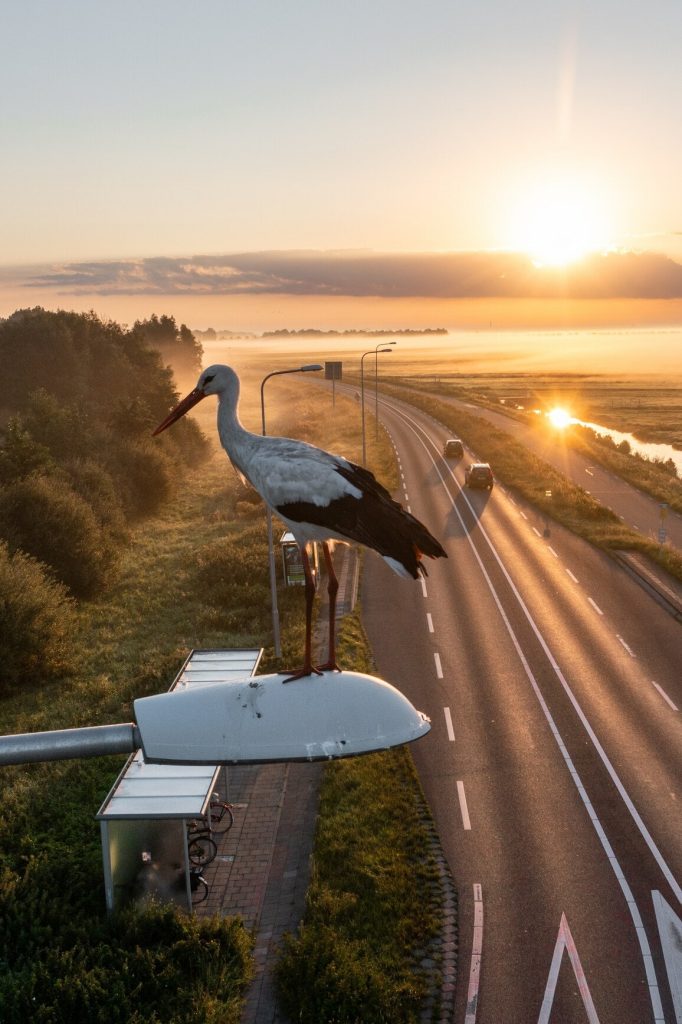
275, 609, 445, 1024
0, 378, 431, 1023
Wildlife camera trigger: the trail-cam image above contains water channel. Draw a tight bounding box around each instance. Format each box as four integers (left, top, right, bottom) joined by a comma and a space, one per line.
570, 418, 682, 478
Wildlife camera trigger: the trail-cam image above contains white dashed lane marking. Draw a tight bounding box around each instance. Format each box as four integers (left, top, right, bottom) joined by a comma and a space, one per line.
652, 682, 678, 711
457, 781, 472, 830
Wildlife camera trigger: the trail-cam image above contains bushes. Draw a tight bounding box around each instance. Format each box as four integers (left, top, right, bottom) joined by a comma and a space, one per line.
0, 887, 253, 1024
0, 475, 117, 598
105, 440, 174, 517
0, 542, 76, 691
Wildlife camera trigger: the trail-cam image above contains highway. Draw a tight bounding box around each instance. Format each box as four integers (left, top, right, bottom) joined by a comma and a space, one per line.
357, 391, 682, 1024
422, 392, 682, 551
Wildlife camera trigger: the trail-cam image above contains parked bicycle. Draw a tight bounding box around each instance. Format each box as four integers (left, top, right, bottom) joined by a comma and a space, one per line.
187, 823, 217, 867
208, 793, 234, 835
189, 866, 208, 905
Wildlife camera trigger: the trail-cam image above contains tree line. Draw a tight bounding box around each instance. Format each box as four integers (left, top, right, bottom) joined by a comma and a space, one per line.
0, 307, 208, 690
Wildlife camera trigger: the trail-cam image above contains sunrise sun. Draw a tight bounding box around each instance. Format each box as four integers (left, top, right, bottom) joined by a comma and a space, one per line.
547, 407, 573, 429
509, 177, 608, 267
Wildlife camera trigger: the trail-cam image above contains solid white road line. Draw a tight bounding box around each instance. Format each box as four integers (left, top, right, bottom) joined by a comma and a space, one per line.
457, 780, 472, 829
652, 681, 678, 711
464, 884, 483, 1024
566, 568, 579, 583
443, 706, 455, 741
434, 652, 444, 678
588, 597, 604, 615
427, 612, 434, 633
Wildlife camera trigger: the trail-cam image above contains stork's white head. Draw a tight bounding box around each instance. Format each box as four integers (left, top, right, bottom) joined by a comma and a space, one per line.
152, 364, 239, 436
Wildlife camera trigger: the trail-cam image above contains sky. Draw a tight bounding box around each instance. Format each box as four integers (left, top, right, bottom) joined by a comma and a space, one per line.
2, 1, 682, 335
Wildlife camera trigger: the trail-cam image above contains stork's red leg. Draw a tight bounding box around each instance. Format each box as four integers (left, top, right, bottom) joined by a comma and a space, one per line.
316, 542, 341, 672
282, 546, 323, 683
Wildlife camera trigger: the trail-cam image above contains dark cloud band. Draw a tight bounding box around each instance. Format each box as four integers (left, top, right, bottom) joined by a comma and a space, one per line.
20, 249, 682, 300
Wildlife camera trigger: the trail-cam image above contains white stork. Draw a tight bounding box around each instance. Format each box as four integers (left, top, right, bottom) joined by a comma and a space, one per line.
153, 364, 447, 679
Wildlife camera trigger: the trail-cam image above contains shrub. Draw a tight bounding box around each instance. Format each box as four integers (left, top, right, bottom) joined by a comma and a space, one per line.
0, 418, 55, 484
0, 885, 253, 1024
0, 541, 76, 691
105, 440, 174, 517
63, 458, 127, 540
0, 475, 117, 598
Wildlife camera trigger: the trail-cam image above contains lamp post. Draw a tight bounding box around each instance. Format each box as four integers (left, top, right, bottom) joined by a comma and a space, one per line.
260, 364, 322, 658
375, 341, 396, 440
360, 346, 393, 466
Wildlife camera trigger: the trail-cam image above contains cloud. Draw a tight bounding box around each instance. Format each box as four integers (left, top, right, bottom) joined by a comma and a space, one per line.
17, 248, 682, 299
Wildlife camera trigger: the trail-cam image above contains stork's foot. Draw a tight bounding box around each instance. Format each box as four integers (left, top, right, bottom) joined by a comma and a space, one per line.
281, 664, 324, 684
315, 660, 342, 673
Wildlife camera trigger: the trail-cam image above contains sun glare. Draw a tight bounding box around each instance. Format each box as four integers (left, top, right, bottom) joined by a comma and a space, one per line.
509, 178, 608, 267
547, 407, 573, 429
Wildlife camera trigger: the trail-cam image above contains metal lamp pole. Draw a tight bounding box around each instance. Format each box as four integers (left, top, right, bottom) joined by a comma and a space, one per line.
375, 341, 396, 440
358, 348, 391, 468
260, 364, 322, 658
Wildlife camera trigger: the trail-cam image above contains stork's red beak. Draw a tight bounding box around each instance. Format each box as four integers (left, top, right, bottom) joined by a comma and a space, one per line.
152, 387, 205, 436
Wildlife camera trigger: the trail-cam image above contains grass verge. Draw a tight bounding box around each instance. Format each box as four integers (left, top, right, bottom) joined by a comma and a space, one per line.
275, 608, 446, 1024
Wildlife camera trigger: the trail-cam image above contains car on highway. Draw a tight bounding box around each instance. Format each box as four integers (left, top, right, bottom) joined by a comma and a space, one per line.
443, 438, 464, 458
465, 462, 494, 489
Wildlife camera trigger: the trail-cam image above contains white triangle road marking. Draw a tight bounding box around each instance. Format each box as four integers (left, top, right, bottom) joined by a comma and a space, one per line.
652, 890, 682, 1023
538, 913, 600, 1024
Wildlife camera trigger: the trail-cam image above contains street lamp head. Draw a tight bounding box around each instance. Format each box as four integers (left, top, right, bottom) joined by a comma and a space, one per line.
378, 348, 393, 354
300, 363, 323, 372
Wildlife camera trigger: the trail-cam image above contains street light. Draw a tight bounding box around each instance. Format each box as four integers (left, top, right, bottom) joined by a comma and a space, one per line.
0, 671, 431, 766
260, 364, 322, 658
375, 341, 397, 439
360, 346, 394, 466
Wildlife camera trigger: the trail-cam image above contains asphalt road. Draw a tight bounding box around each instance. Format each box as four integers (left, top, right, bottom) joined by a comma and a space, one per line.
429, 394, 682, 551
358, 392, 682, 1024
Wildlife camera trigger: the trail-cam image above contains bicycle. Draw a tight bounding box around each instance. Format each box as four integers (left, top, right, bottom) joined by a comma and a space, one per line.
208, 794, 234, 835
187, 825, 217, 867
189, 866, 209, 905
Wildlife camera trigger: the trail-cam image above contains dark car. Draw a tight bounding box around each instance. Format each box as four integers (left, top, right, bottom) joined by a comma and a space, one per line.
465, 462, 494, 489
443, 438, 464, 458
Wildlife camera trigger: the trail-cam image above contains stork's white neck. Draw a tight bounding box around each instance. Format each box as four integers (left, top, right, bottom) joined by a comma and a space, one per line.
215, 377, 259, 483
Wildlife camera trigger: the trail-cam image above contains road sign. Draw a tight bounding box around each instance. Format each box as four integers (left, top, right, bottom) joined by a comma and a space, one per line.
325, 361, 342, 380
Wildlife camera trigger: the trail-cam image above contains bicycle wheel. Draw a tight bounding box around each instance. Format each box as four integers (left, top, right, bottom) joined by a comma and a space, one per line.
209, 800, 234, 835
188, 833, 217, 867
190, 871, 209, 905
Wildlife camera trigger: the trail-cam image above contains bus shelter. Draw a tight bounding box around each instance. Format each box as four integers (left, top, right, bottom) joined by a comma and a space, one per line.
280, 531, 319, 587
96, 648, 262, 913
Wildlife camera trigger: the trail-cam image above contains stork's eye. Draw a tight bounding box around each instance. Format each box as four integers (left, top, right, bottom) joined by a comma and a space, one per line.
203, 374, 215, 384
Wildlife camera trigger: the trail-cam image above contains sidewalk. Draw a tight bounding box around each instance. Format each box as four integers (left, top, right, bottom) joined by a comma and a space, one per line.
196, 543, 358, 1024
